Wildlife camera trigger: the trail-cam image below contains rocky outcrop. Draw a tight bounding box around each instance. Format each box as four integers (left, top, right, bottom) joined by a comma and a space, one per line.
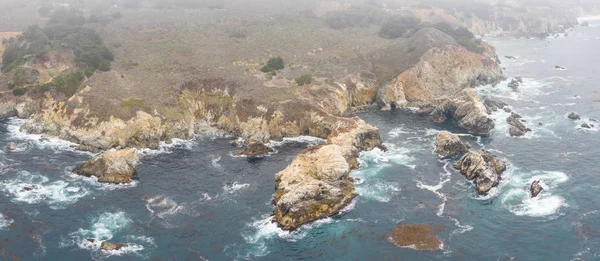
429, 88, 495, 136
100, 241, 127, 251
435, 131, 470, 156
233, 142, 273, 157
73, 149, 139, 184
507, 113, 530, 137
388, 223, 443, 251
483, 98, 508, 114
507, 78, 521, 91
568, 112, 581, 120
273, 118, 381, 230
454, 150, 506, 194
530, 180, 543, 198
380, 45, 502, 105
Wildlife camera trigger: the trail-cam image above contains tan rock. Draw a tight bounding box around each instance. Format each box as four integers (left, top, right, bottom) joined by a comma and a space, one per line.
453, 150, 506, 194
73, 149, 139, 184
100, 241, 127, 251
388, 223, 443, 251
429, 89, 495, 136
435, 131, 470, 156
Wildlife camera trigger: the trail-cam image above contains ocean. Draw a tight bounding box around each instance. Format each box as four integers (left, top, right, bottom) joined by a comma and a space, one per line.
0, 21, 599, 260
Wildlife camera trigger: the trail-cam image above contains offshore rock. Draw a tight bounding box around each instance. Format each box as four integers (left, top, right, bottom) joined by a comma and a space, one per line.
507, 78, 520, 90
435, 131, 470, 156
530, 180, 543, 198
429, 88, 495, 136
507, 114, 529, 137
388, 223, 443, 251
483, 98, 508, 114
100, 241, 128, 251
233, 142, 273, 157
6, 142, 16, 151
568, 112, 581, 120
454, 150, 506, 194
73, 149, 139, 184
273, 118, 381, 230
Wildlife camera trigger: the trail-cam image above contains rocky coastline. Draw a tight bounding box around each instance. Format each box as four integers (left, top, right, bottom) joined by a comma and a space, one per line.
1, 2, 581, 231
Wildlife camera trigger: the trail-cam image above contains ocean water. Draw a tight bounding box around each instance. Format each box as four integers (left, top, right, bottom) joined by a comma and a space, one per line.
1, 23, 600, 261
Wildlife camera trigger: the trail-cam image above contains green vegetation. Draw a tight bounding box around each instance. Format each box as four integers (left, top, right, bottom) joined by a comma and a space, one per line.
432, 23, 485, 53
261, 57, 284, 73
52, 71, 85, 97
1, 8, 115, 97
120, 98, 152, 112
295, 74, 312, 86
12, 88, 27, 96
378, 15, 421, 39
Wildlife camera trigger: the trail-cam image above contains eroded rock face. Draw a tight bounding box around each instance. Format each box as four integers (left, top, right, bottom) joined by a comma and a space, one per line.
100, 241, 127, 251
388, 223, 443, 251
273, 118, 381, 230
379, 45, 503, 106
530, 180, 543, 198
483, 98, 508, 114
435, 131, 470, 156
73, 149, 139, 184
233, 142, 273, 157
454, 150, 506, 194
429, 88, 495, 136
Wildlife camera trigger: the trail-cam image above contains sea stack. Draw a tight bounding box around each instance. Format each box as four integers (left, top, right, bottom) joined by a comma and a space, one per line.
73, 149, 139, 184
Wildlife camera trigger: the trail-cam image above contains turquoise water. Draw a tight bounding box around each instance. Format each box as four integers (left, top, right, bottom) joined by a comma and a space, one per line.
1, 23, 599, 260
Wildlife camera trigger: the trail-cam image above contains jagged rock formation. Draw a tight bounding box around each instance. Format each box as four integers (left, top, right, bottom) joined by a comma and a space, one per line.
454, 150, 506, 194
530, 180, 543, 198
483, 98, 508, 114
73, 149, 139, 184
429, 88, 495, 136
435, 131, 470, 156
507, 113, 530, 137
273, 118, 381, 230
388, 223, 443, 251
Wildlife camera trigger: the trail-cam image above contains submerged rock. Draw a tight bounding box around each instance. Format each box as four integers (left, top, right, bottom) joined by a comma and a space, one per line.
388, 223, 443, 251
100, 241, 128, 251
505, 55, 517, 60
530, 180, 543, 198
568, 112, 581, 120
429, 89, 495, 136
6, 142, 16, 151
454, 150, 506, 194
435, 131, 470, 156
73, 149, 139, 184
273, 119, 381, 230
555, 65, 566, 70
581, 123, 594, 129
233, 142, 273, 157
581, 21, 590, 27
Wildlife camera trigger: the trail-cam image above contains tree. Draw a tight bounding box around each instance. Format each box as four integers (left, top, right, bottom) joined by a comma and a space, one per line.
261, 57, 284, 73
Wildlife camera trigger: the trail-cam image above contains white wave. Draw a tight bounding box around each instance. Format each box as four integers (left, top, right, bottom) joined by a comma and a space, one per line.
239, 215, 308, 258
61, 211, 153, 259
0, 213, 14, 229
223, 182, 250, 194
146, 195, 183, 219
269, 135, 326, 147
501, 170, 569, 217
388, 126, 412, 138
138, 138, 195, 157
356, 181, 401, 202
5, 118, 90, 154
0, 171, 88, 209
210, 154, 222, 169
477, 77, 555, 101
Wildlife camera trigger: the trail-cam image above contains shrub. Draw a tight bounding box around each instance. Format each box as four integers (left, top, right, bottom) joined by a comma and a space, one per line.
111, 12, 123, 19
88, 15, 99, 23
12, 88, 27, 96
261, 57, 284, 73
379, 15, 421, 39
296, 74, 312, 86
324, 6, 386, 29
53, 71, 85, 97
